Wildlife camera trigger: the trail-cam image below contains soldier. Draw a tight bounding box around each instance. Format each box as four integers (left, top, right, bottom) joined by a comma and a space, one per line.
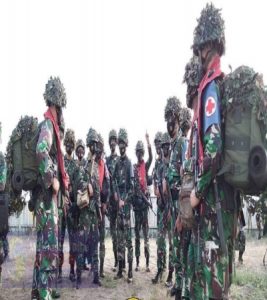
106, 130, 120, 271
189, 4, 237, 299
75, 128, 101, 288
113, 128, 134, 283
63, 129, 78, 282
256, 212, 262, 240
96, 133, 110, 278
74, 139, 90, 271
152, 132, 174, 287
132, 134, 153, 272
163, 96, 184, 298
33, 77, 69, 300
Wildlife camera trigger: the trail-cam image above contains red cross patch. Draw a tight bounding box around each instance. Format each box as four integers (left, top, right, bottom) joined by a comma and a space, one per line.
205, 97, 216, 117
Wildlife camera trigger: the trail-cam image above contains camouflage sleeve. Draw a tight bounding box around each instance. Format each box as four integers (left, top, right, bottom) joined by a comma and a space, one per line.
101, 164, 110, 204
196, 125, 222, 197
0, 152, 7, 191
36, 119, 55, 189
181, 139, 188, 167
112, 161, 118, 195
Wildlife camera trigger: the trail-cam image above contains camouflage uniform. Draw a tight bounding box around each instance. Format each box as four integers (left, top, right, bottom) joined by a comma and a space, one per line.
164, 97, 186, 295
106, 130, 119, 270
133, 140, 152, 271
63, 129, 78, 281
187, 5, 237, 299
33, 77, 67, 300
96, 133, 110, 277
113, 128, 134, 282
75, 128, 101, 287
152, 132, 174, 285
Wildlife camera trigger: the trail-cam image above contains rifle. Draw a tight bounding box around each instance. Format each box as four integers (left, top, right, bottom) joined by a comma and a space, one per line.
133, 165, 156, 216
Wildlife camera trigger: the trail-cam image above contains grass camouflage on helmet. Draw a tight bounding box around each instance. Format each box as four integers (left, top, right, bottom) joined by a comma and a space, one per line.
154, 131, 163, 145
76, 139, 85, 151
86, 127, 99, 146
109, 129, 117, 143
118, 128, 128, 146
44, 76, 67, 108
164, 96, 182, 122
179, 107, 192, 134
64, 128, 76, 147
135, 140, 144, 152
192, 3, 225, 56
183, 56, 201, 108
161, 132, 171, 146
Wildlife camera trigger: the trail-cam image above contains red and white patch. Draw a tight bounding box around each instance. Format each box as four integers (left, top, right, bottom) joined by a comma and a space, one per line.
205, 97, 216, 117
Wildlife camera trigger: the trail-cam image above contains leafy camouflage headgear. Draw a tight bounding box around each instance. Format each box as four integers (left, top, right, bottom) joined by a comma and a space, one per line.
161, 132, 171, 146
154, 131, 163, 145
97, 133, 104, 146
192, 3, 225, 56
43, 76, 67, 108
118, 128, 128, 146
86, 127, 99, 146
135, 140, 144, 152
75, 139, 85, 151
108, 129, 117, 143
164, 96, 182, 122
64, 128, 76, 147
183, 56, 201, 108
179, 107, 192, 134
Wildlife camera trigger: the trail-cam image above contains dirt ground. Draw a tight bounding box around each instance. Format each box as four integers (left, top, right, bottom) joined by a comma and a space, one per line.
0, 234, 266, 300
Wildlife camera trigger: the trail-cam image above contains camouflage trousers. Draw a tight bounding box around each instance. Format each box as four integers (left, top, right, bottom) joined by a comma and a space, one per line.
188, 206, 236, 300
236, 230, 246, 257
134, 208, 149, 259
109, 200, 118, 258
156, 207, 173, 271
58, 210, 66, 268
117, 203, 133, 264
99, 215, 106, 261
76, 211, 99, 276
33, 196, 59, 300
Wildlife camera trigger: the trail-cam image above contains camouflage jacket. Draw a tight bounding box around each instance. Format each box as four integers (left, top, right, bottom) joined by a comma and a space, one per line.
167, 134, 185, 190
64, 155, 77, 202
112, 155, 134, 202
36, 119, 58, 190
0, 151, 7, 191
106, 153, 119, 195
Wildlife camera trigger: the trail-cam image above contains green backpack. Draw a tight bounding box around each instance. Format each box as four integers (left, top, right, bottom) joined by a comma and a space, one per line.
6, 116, 42, 215
220, 66, 267, 195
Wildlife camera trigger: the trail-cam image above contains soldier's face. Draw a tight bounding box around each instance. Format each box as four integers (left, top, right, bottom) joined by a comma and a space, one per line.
154, 141, 161, 156
76, 146, 85, 160
65, 143, 74, 156
90, 141, 97, 155
96, 143, 103, 160
136, 150, 144, 162
162, 144, 170, 158
167, 117, 179, 138
119, 142, 126, 156
109, 138, 117, 152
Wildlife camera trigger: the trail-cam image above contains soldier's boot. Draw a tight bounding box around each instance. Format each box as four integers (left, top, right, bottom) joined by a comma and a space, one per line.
114, 261, 123, 279
135, 256, 140, 272
31, 289, 40, 300
69, 263, 76, 282
127, 262, 133, 283
93, 271, 102, 286
151, 268, 163, 284
146, 255, 150, 272
112, 252, 118, 272
174, 289, 182, 300
57, 266, 63, 283
165, 270, 173, 287
76, 271, 82, 289
100, 258, 105, 278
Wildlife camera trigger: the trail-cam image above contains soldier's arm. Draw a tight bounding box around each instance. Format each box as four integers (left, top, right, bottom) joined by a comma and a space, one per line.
196, 81, 222, 198
101, 164, 110, 204
36, 119, 55, 189
145, 144, 153, 172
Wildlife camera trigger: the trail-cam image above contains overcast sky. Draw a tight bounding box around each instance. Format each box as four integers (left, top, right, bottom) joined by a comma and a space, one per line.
1, 0, 267, 166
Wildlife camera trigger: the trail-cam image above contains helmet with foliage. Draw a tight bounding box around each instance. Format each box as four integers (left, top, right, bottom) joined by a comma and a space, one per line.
179, 107, 192, 134
135, 140, 144, 153
43, 76, 67, 108
118, 128, 128, 146
108, 129, 117, 143
64, 128, 76, 148
192, 3, 225, 56
154, 131, 163, 145
161, 132, 171, 146
164, 96, 182, 122
183, 56, 201, 108
86, 127, 99, 146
